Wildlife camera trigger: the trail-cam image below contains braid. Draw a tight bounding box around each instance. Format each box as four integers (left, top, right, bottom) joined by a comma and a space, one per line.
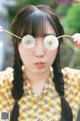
10, 40, 24, 121
52, 46, 73, 121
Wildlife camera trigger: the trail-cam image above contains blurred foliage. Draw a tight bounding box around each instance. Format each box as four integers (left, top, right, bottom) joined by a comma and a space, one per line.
61, 4, 80, 34
57, 4, 80, 69
55, 4, 71, 16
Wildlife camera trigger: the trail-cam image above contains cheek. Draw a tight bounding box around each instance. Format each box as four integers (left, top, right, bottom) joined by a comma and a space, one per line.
18, 43, 32, 64
48, 49, 58, 63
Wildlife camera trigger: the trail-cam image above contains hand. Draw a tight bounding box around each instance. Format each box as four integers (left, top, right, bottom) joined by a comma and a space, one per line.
72, 33, 80, 49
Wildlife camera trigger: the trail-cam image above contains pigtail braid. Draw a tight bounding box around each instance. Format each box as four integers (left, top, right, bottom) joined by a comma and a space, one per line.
10, 40, 24, 121
52, 47, 73, 121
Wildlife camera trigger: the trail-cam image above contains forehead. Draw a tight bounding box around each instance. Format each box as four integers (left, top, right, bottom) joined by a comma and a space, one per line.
22, 11, 56, 37
45, 22, 56, 35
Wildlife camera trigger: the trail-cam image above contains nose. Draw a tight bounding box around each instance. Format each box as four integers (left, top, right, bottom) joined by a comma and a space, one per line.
34, 41, 45, 58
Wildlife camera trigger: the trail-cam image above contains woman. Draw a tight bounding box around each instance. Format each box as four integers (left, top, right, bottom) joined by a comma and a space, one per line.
0, 5, 80, 121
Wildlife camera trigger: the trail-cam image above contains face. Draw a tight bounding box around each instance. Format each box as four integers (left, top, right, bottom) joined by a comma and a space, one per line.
18, 22, 58, 74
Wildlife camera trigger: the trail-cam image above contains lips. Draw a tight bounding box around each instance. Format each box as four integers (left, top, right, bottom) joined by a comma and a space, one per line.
34, 62, 45, 68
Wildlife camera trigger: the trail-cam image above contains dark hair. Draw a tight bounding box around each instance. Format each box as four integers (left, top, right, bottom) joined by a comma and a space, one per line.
10, 5, 73, 121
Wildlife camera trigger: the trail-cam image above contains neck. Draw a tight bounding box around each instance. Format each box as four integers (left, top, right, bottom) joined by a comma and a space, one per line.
23, 67, 52, 96
23, 68, 51, 85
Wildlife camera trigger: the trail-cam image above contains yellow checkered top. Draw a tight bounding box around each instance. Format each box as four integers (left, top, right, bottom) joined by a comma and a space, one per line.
0, 67, 80, 121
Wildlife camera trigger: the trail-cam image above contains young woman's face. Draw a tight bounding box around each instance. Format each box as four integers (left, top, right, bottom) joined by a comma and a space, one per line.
18, 22, 58, 74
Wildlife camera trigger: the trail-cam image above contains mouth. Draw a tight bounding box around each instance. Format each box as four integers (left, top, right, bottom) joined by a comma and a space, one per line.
34, 62, 45, 68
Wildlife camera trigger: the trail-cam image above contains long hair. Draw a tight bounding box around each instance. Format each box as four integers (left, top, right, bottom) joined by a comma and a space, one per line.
10, 5, 73, 121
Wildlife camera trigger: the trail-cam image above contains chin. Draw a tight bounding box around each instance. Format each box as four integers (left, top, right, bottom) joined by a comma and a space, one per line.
33, 68, 49, 74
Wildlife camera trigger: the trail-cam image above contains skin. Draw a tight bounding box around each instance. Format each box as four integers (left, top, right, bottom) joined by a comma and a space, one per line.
18, 22, 58, 95
72, 33, 80, 48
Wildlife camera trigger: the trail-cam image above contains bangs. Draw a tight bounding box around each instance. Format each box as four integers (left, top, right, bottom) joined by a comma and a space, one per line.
22, 11, 49, 37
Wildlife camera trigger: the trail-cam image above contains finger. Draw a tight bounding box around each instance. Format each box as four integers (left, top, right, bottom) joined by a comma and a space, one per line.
74, 42, 80, 49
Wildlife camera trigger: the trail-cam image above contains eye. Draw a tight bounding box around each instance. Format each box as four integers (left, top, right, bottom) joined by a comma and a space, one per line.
44, 35, 59, 50
22, 35, 35, 48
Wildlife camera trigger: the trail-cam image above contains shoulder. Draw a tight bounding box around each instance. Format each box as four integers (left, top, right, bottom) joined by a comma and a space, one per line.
62, 67, 80, 90
62, 67, 80, 118
62, 67, 80, 106
62, 67, 80, 86
62, 67, 80, 77
0, 67, 13, 87
0, 68, 14, 112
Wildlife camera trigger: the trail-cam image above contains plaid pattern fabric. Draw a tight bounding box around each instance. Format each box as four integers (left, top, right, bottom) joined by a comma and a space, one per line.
0, 67, 80, 121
